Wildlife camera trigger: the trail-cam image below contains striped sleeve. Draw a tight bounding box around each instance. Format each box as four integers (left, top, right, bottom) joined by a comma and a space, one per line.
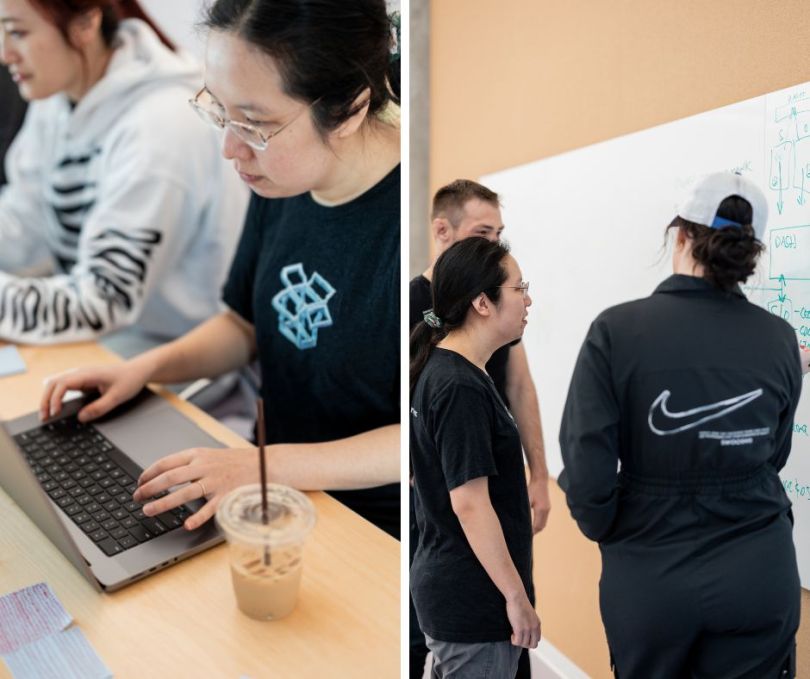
0, 172, 192, 344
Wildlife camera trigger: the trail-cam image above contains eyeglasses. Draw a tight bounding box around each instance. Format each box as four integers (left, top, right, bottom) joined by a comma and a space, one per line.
188, 88, 318, 151
491, 282, 530, 298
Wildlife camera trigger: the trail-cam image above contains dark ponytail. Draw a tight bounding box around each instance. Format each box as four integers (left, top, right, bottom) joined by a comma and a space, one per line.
204, 0, 400, 137
410, 238, 511, 390
667, 195, 765, 291
29, 0, 175, 51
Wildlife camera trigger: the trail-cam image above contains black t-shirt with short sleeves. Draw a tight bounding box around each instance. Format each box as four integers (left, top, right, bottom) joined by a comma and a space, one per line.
409, 274, 516, 406
222, 165, 400, 538
410, 348, 534, 642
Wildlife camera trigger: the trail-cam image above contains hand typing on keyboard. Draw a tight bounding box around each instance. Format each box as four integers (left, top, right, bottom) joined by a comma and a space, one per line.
133, 446, 268, 531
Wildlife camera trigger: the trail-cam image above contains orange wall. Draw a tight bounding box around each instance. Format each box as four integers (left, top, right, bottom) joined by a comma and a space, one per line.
428, 2, 810, 677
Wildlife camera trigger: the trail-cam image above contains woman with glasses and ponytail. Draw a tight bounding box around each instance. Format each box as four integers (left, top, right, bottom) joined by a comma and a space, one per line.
42, 0, 402, 538
410, 237, 540, 678
560, 172, 806, 678
0, 0, 247, 354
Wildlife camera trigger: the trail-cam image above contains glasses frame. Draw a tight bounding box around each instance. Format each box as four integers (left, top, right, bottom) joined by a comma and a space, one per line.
188, 88, 320, 152
489, 282, 530, 298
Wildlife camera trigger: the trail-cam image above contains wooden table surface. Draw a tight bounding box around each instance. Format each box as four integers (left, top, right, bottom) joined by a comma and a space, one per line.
0, 343, 400, 678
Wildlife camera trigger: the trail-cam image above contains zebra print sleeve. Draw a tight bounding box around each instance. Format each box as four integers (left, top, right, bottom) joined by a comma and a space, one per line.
0, 227, 162, 344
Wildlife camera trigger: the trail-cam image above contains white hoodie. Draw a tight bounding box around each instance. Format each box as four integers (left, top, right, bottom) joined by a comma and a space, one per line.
0, 19, 248, 346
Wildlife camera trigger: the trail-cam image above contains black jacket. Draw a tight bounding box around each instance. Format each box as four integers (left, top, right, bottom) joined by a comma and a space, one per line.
559, 274, 802, 543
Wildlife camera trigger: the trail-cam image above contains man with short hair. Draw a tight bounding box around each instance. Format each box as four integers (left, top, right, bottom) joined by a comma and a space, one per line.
409, 179, 550, 679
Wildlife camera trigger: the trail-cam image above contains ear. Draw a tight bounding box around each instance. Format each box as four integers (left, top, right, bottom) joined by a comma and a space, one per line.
674, 227, 688, 250
432, 217, 452, 245
68, 8, 103, 50
470, 292, 493, 319
331, 88, 371, 139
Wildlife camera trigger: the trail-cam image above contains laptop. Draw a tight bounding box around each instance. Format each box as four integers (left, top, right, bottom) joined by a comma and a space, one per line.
0, 389, 225, 592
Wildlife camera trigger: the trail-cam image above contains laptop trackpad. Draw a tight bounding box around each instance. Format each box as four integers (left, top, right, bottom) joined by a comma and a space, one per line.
93, 391, 225, 472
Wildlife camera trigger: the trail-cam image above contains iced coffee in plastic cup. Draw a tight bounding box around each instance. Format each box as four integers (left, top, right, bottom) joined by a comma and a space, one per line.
216, 483, 316, 620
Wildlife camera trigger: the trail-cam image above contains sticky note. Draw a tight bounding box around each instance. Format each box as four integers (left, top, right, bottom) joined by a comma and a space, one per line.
3, 627, 112, 679
0, 583, 71, 654
0, 346, 26, 378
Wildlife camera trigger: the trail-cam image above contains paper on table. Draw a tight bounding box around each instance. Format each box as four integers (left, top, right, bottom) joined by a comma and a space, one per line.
0, 583, 71, 654
3, 627, 112, 679
0, 346, 26, 378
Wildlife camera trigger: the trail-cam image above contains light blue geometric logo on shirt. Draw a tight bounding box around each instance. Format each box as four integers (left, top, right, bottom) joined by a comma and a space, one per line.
271, 263, 336, 350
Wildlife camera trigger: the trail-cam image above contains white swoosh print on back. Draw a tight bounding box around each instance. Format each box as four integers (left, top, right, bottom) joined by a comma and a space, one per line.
647, 388, 763, 436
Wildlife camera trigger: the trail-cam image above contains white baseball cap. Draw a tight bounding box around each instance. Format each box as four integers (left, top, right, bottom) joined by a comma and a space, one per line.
676, 171, 768, 240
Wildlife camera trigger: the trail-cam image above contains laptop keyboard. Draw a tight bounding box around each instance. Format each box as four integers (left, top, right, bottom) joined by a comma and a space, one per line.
15, 416, 192, 557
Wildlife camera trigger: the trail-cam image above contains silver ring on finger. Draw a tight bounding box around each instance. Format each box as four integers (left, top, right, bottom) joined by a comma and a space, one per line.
197, 479, 208, 499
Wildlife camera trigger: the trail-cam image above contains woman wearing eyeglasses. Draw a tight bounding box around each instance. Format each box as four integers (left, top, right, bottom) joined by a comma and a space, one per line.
410, 237, 540, 678
42, 0, 401, 538
0, 0, 246, 353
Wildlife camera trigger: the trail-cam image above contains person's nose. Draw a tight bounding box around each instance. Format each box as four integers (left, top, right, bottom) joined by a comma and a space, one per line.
0, 37, 19, 67
221, 125, 253, 162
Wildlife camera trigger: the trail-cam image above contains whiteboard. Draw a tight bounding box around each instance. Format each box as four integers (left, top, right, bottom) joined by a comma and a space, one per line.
482, 80, 810, 586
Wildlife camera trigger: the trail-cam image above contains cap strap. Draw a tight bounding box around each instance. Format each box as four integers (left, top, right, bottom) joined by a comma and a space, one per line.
710, 215, 742, 229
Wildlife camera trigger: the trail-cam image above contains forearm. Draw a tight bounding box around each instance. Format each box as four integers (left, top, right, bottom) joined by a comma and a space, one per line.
455, 496, 527, 602
268, 424, 400, 490
505, 345, 548, 480
132, 310, 255, 385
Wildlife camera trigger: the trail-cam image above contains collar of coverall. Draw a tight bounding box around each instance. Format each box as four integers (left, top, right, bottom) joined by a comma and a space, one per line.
654, 274, 746, 300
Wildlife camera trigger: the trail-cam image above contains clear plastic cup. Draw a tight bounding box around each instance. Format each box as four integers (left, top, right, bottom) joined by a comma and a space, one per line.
216, 483, 316, 620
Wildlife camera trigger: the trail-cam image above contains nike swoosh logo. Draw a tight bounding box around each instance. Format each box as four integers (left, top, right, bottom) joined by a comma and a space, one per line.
647, 388, 763, 436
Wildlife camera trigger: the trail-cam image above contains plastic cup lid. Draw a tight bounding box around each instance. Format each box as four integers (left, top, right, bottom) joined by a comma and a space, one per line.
216, 483, 316, 546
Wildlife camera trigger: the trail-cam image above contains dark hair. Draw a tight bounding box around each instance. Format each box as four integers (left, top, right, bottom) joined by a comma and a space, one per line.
410, 237, 511, 389
29, 0, 175, 51
667, 195, 764, 291
431, 179, 500, 225
204, 0, 400, 136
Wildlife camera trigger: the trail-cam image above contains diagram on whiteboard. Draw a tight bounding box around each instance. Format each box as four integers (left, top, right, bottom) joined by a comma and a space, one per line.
747, 87, 810, 349
768, 88, 810, 214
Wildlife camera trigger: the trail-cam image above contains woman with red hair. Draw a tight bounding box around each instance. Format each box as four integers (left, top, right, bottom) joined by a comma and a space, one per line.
0, 0, 246, 353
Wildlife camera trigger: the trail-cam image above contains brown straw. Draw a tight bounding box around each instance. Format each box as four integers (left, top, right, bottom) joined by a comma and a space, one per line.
257, 398, 270, 566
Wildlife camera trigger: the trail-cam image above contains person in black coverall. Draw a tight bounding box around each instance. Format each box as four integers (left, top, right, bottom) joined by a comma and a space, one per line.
409, 180, 550, 679
560, 171, 808, 678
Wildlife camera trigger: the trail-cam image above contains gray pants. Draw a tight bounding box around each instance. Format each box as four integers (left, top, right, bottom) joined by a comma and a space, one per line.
425, 634, 522, 679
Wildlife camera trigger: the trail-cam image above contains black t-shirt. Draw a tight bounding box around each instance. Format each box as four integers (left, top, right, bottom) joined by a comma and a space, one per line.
410, 348, 533, 642
409, 274, 515, 405
222, 165, 400, 538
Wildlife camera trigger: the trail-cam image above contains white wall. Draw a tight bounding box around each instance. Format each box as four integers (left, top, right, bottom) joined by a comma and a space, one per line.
141, 0, 208, 58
